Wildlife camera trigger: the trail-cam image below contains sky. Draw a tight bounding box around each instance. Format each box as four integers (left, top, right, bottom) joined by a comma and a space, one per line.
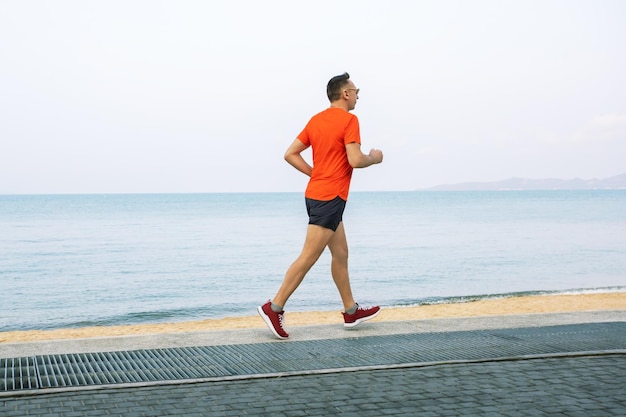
1, 0, 625, 194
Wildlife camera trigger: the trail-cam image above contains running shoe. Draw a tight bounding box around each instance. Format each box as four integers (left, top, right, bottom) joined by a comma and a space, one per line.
257, 301, 289, 339
343, 305, 381, 328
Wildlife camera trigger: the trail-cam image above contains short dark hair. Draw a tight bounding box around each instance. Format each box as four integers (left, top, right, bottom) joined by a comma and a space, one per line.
326, 72, 351, 102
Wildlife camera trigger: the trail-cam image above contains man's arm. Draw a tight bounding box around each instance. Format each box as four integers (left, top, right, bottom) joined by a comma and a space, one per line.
284, 138, 313, 177
345, 142, 383, 168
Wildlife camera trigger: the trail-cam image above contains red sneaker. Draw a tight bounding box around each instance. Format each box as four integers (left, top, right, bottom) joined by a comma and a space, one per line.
343, 305, 381, 328
257, 301, 289, 339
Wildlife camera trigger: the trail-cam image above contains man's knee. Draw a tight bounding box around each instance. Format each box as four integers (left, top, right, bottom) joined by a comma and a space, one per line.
330, 245, 349, 261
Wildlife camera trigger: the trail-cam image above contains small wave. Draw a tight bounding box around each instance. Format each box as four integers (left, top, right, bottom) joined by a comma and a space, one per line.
38, 305, 244, 331
386, 286, 626, 309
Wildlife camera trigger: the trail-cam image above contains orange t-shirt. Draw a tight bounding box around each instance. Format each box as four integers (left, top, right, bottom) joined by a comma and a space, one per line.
298, 107, 361, 201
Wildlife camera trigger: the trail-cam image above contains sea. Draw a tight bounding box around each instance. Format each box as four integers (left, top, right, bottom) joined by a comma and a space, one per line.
1, 190, 625, 332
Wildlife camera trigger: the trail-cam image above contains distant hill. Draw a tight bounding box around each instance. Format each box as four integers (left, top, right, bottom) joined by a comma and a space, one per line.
421, 173, 626, 191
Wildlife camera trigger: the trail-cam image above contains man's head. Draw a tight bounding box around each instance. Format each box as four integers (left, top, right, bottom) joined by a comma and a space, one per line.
327, 72, 359, 110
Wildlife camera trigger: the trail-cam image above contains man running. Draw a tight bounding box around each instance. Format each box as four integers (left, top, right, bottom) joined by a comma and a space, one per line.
258, 72, 384, 339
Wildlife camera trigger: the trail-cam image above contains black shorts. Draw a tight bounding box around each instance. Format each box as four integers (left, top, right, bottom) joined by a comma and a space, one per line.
305, 196, 346, 232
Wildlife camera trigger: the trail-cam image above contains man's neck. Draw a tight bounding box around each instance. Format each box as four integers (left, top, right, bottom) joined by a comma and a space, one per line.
329, 100, 350, 112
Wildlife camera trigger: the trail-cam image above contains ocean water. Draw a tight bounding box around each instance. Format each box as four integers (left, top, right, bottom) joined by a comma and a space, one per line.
1, 191, 625, 332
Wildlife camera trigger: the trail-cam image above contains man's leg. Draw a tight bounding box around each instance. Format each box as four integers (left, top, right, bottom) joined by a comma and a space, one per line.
328, 222, 381, 328
327, 222, 356, 311
259, 224, 334, 339
272, 224, 335, 307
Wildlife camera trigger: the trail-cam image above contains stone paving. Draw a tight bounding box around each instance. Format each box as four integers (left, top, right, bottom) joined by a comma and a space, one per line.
2, 355, 625, 416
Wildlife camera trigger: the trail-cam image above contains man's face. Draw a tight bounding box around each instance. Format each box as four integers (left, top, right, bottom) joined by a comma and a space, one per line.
344, 81, 359, 110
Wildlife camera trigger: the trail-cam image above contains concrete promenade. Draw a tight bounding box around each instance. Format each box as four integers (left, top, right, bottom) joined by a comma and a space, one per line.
1, 311, 625, 416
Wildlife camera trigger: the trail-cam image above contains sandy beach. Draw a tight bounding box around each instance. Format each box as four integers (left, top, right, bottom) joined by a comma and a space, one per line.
1, 292, 624, 344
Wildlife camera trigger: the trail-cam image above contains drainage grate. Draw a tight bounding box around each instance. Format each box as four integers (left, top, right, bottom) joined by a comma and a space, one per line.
1, 357, 38, 391
2, 322, 625, 393
35, 348, 233, 389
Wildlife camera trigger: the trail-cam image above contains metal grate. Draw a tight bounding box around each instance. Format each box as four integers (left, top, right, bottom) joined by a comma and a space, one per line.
1, 357, 38, 391
2, 322, 625, 393
35, 348, 232, 388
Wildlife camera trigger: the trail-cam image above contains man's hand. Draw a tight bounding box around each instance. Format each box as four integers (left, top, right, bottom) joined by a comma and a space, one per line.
368, 148, 383, 164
